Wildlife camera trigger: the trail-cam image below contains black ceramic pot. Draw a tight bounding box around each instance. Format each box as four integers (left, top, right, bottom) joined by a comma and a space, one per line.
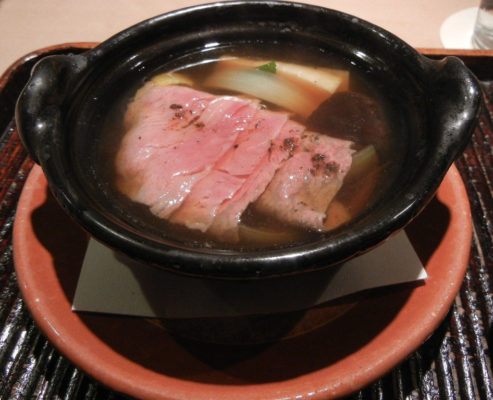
16, 1, 481, 278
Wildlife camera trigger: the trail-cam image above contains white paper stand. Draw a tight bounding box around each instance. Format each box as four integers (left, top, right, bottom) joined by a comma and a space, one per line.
72, 231, 427, 318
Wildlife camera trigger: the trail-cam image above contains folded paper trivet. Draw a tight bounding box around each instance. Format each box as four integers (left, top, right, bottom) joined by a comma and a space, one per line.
72, 231, 426, 318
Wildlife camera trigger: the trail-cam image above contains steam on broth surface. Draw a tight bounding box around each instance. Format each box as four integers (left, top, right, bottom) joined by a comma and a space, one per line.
98, 48, 395, 249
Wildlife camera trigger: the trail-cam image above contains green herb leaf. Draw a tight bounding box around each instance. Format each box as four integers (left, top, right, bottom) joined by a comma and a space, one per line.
257, 61, 277, 74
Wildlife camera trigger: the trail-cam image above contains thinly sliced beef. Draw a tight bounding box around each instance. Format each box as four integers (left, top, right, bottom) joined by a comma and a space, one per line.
116, 83, 354, 242
170, 110, 288, 232
255, 131, 354, 230
116, 84, 259, 218
169, 170, 245, 232
207, 120, 305, 240
116, 85, 215, 197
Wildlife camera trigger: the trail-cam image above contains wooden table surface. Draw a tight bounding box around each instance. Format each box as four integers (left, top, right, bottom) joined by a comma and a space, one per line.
0, 0, 479, 74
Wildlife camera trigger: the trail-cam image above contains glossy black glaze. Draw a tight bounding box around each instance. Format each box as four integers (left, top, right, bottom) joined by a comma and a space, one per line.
15, 1, 481, 278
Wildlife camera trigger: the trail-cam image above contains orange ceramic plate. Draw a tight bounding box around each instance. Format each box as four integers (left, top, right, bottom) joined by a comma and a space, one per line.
13, 164, 471, 400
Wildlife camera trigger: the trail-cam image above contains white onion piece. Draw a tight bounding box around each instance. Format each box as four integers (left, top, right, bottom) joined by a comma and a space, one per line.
205, 68, 321, 118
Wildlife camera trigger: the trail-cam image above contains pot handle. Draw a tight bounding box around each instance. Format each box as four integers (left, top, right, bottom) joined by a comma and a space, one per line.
427, 56, 481, 164
15, 54, 88, 164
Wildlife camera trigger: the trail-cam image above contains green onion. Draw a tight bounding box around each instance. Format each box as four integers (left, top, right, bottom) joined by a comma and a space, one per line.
257, 61, 277, 74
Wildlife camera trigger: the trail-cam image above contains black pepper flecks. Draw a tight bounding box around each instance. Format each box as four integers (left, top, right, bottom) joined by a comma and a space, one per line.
183, 115, 200, 128
325, 161, 339, 175
282, 137, 296, 156
311, 153, 325, 169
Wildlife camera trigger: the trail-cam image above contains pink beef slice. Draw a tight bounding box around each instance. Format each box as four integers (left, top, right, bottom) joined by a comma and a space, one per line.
115, 84, 259, 218
116, 83, 354, 241
169, 109, 289, 232
207, 120, 307, 241
254, 131, 354, 231
116, 84, 215, 197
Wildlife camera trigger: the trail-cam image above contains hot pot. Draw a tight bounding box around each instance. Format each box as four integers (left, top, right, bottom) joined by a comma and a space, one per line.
15, 0, 481, 279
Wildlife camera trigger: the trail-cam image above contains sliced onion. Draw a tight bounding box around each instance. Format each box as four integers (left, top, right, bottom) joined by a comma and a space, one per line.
324, 201, 352, 230
346, 145, 379, 181
151, 72, 193, 87
204, 68, 322, 118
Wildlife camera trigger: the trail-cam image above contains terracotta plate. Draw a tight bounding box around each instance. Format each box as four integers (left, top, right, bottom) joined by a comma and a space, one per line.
13, 164, 471, 400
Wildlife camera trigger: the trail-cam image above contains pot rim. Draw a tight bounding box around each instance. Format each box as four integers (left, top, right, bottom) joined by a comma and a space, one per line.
16, 0, 481, 278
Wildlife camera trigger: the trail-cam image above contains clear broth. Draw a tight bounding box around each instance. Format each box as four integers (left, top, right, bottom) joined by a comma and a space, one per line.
92, 46, 403, 250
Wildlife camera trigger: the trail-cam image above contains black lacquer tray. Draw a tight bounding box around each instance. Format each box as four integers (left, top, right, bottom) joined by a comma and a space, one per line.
0, 44, 492, 399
